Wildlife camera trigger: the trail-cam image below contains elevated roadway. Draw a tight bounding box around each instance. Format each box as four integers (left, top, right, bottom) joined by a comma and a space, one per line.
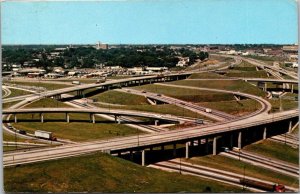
3, 108, 197, 124
2, 73, 190, 103
3, 108, 298, 167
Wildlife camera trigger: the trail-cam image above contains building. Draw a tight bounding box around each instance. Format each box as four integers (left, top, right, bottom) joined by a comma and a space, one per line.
146, 67, 168, 72
96, 41, 108, 50
282, 45, 298, 54
44, 73, 65, 79
18, 68, 45, 77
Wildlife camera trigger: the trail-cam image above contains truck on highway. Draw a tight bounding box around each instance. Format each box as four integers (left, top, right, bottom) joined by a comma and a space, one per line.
72, 81, 80, 85
240, 178, 285, 192
96, 77, 106, 83
34, 130, 57, 141
205, 108, 212, 113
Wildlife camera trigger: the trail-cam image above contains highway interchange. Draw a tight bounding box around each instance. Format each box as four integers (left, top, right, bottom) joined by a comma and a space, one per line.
2, 54, 299, 192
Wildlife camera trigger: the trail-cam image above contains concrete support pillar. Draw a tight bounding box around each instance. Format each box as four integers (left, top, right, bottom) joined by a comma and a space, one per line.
263, 127, 267, 139
14, 114, 17, 123
92, 114, 95, 124
264, 83, 267, 92
288, 121, 292, 133
66, 113, 70, 123
161, 145, 164, 151
118, 117, 121, 124
185, 142, 189, 158
142, 150, 146, 166
154, 120, 159, 126
198, 139, 201, 147
118, 152, 121, 157
173, 144, 177, 157
150, 147, 153, 151
213, 137, 217, 155
238, 131, 242, 149
291, 84, 294, 93
114, 115, 118, 123
40, 113, 44, 123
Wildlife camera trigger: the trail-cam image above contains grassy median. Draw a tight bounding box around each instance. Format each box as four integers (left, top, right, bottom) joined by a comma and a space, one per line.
4, 152, 244, 193
197, 99, 261, 116
91, 90, 149, 105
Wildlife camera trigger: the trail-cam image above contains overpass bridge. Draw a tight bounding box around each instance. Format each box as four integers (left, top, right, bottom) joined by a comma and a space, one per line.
4, 108, 298, 167
2, 73, 191, 103
3, 108, 198, 124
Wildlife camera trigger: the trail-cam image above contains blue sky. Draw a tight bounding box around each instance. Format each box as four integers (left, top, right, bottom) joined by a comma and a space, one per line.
2, 0, 298, 44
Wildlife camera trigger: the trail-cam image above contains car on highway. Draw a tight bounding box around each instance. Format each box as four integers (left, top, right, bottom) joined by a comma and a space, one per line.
157, 94, 162, 96
221, 147, 229, 152
142, 90, 146, 93
7, 126, 13, 130
18, 130, 27, 135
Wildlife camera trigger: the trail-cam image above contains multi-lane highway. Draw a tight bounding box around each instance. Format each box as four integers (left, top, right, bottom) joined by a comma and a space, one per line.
3, 108, 298, 167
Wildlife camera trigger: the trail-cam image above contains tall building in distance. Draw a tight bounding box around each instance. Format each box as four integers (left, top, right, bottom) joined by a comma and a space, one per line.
96, 41, 108, 50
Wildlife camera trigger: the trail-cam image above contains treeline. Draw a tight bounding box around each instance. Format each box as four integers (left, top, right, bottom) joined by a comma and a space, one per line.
3, 46, 209, 71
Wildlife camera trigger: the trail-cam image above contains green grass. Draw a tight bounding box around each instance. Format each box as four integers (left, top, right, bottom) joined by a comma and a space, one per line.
2, 101, 22, 109
231, 61, 257, 71
24, 98, 71, 108
225, 70, 269, 78
188, 72, 227, 79
164, 79, 266, 97
11, 117, 142, 142
245, 55, 284, 65
91, 90, 149, 105
187, 155, 298, 188
197, 99, 261, 116
244, 140, 299, 165
224, 60, 270, 78
133, 84, 235, 102
4, 152, 244, 193
3, 88, 33, 99
93, 103, 210, 121
268, 98, 298, 113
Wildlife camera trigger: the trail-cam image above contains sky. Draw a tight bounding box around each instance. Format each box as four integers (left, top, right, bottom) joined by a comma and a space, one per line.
2, 0, 298, 45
